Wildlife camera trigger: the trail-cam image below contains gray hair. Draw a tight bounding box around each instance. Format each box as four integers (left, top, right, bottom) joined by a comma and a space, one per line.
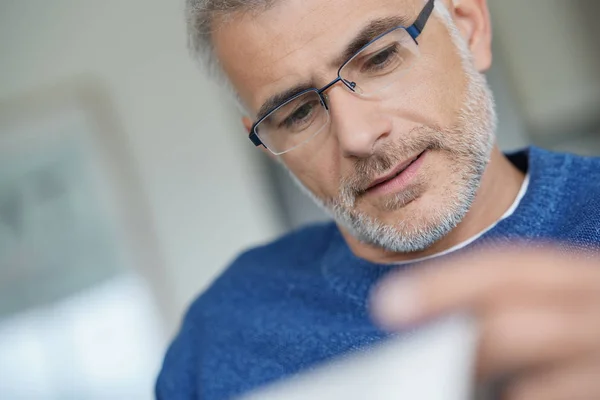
185, 0, 450, 89
185, 0, 272, 84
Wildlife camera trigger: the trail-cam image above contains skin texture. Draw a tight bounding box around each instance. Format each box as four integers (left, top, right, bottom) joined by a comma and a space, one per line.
209, 0, 600, 397
215, 0, 524, 263
371, 248, 600, 399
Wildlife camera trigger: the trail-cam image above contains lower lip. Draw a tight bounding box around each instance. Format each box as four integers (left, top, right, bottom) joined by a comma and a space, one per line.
366, 150, 427, 196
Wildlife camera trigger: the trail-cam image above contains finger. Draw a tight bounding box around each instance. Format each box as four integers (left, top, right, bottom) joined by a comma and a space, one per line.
477, 306, 600, 380
370, 246, 600, 328
503, 358, 600, 400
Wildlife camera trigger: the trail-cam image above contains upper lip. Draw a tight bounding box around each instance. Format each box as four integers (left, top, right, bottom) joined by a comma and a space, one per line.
366, 151, 424, 190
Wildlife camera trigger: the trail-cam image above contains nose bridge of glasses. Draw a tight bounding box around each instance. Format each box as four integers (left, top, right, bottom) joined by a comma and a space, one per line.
318, 76, 358, 106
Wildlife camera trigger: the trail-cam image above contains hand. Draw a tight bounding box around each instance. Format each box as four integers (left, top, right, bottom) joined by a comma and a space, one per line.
370, 246, 600, 400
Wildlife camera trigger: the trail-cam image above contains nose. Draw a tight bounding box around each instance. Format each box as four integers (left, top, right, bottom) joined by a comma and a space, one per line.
325, 87, 392, 159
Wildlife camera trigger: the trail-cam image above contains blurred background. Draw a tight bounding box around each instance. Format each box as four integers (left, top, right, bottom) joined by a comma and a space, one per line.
0, 0, 599, 398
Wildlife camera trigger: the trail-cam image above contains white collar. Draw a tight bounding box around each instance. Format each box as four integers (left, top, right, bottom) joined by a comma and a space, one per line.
392, 173, 531, 266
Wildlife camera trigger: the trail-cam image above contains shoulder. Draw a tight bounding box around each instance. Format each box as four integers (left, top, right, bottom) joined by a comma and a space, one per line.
528, 146, 600, 179
227, 220, 338, 272
529, 147, 600, 246
539, 147, 600, 203
201, 221, 337, 300
156, 221, 337, 399
557, 150, 600, 246
524, 146, 600, 199
561, 150, 600, 198
185, 221, 337, 320
190, 220, 337, 328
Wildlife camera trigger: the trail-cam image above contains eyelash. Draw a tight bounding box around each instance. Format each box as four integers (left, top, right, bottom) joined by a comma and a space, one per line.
281, 102, 316, 129
361, 45, 399, 72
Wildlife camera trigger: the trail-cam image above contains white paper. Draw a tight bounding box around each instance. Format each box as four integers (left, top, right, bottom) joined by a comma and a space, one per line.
238, 314, 479, 400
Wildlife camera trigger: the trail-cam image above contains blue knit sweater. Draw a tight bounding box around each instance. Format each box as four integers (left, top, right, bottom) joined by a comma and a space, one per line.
156, 147, 600, 400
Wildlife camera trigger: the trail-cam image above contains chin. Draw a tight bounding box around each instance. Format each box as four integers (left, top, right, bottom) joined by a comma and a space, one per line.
375, 195, 433, 231
346, 187, 469, 253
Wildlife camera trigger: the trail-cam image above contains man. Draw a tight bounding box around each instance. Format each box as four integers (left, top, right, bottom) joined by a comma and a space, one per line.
157, 0, 600, 398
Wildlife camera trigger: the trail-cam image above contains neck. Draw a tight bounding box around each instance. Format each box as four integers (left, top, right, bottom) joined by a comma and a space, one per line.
340, 145, 526, 264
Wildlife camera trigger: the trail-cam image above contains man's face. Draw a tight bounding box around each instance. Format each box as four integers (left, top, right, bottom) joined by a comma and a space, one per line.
213, 0, 495, 253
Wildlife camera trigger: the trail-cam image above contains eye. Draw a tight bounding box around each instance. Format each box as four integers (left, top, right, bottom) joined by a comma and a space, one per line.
361, 44, 401, 73
281, 101, 317, 130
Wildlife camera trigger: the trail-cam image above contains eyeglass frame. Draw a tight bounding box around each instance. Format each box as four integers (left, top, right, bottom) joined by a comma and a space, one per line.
248, 0, 436, 154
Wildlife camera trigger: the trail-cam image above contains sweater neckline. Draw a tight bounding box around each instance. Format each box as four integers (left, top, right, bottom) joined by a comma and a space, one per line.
320, 147, 561, 305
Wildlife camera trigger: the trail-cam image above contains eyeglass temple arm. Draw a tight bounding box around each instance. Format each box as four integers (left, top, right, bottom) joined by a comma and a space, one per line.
407, 0, 435, 40
249, 129, 263, 146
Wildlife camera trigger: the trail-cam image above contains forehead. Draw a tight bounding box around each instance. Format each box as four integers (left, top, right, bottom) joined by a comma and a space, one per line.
212, 0, 420, 113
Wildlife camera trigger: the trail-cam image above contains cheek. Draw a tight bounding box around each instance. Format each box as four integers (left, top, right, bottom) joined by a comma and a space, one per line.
383, 29, 469, 129
427, 42, 470, 126
375, 59, 468, 132
430, 60, 468, 125
281, 142, 341, 199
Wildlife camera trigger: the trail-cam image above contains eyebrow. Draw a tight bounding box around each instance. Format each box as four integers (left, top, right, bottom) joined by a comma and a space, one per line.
256, 83, 315, 120
332, 15, 412, 68
255, 15, 412, 120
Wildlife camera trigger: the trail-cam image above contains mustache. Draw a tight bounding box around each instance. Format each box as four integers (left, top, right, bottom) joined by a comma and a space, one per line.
339, 133, 443, 198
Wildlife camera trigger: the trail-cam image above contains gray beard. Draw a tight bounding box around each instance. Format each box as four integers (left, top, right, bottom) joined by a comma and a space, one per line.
283, 67, 496, 253
281, 12, 497, 254
329, 70, 495, 253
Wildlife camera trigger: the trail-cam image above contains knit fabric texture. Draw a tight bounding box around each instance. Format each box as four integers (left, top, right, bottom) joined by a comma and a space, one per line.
156, 147, 600, 399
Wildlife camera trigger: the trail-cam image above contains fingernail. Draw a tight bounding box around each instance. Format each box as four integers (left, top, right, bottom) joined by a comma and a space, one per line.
370, 276, 421, 329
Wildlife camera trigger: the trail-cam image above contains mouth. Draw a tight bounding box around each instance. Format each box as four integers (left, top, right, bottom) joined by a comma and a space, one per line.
365, 150, 428, 195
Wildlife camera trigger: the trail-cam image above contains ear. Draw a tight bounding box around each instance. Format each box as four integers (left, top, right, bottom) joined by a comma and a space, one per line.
450, 0, 493, 72
242, 116, 254, 134
242, 116, 276, 159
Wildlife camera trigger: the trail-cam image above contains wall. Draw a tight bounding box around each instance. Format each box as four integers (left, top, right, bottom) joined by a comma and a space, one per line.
488, 0, 600, 138
0, 0, 283, 331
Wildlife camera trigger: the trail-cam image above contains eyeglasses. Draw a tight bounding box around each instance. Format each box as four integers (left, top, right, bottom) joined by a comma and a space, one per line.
249, 0, 435, 155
